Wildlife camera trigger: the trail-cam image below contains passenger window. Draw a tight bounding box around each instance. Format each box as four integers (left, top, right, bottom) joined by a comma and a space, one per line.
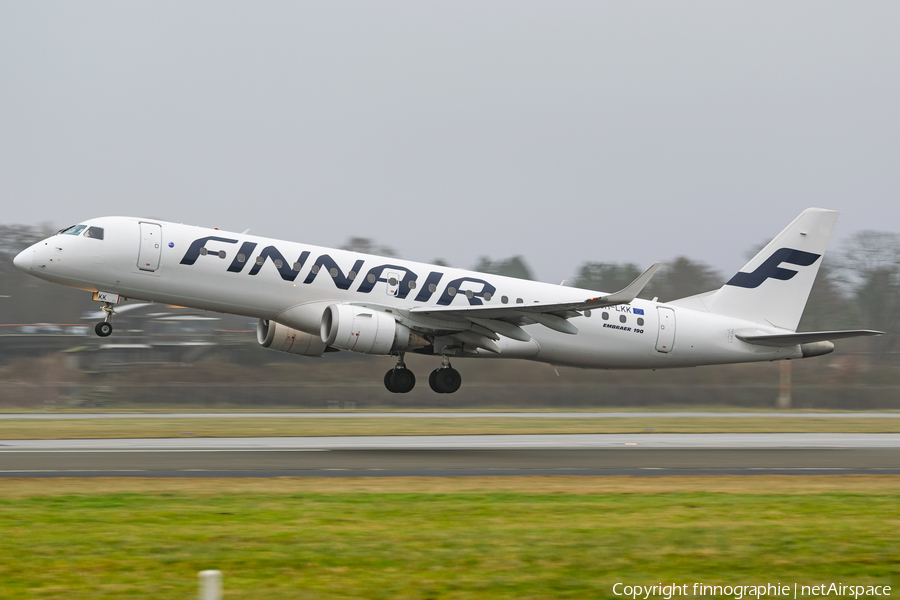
602, 312, 609, 320
619, 315, 627, 323
60, 225, 87, 236
637, 317, 644, 326
84, 226, 104, 240
501, 296, 508, 304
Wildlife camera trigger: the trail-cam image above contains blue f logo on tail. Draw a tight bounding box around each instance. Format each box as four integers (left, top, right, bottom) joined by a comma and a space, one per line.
726, 248, 821, 289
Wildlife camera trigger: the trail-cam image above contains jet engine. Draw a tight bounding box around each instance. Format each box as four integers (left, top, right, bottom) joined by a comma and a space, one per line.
800, 340, 835, 358
257, 319, 328, 357
320, 304, 424, 355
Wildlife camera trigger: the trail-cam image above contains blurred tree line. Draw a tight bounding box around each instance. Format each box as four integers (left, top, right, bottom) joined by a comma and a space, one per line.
1, 225, 898, 359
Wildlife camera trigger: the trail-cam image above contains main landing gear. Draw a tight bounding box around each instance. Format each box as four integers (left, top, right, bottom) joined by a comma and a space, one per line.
384, 354, 416, 394
382, 355, 462, 394
94, 302, 115, 337
429, 356, 461, 394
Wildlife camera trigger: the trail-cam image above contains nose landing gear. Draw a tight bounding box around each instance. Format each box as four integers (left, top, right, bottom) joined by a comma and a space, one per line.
384, 354, 416, 394
94, 302, 115, 337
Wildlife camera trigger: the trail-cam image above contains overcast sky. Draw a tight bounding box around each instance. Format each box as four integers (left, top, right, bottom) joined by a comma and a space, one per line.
1, 2, 898, 282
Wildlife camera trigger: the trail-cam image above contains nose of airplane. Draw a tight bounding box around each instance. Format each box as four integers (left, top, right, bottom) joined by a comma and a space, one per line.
13, 247, 33, 271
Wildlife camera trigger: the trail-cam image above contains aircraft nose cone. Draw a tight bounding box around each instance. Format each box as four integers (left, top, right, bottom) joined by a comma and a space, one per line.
13, 248, 33, 271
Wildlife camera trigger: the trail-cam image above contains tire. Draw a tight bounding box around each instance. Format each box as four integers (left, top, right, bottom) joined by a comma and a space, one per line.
432, 368, 462, 394
390, 368, 416, 394
383, 369, 398, 393
428, 369, 443, 393
95, 322, 113, 337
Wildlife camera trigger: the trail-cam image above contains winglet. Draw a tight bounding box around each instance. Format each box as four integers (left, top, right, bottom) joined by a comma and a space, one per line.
585, 263, 661, 307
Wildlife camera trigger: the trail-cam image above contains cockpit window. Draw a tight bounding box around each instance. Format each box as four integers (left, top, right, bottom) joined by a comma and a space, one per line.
60, 224, 87, 236
84, 226, 104, 240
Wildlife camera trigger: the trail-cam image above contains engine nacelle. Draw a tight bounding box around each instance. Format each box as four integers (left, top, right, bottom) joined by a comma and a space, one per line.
320, 304, 417, 355
800, 340, 835, 358
257, 319, 328, 357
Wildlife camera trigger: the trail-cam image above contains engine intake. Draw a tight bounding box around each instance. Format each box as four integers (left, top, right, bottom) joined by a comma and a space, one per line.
257, 319, 328, 357
320, 304, 420, 355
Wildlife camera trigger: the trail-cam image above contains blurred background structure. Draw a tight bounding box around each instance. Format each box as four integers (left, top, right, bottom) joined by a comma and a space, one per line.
1, 225, 898, 410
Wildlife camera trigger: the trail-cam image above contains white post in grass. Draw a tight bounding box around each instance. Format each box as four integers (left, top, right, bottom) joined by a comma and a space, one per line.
198, 570, 222, 600
777, 359, 792, 409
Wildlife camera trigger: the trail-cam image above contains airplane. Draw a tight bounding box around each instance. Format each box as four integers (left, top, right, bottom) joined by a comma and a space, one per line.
12, 208, 881, 394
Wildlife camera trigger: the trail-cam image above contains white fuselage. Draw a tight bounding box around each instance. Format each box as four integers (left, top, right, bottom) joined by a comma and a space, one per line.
14, 216, 801, 368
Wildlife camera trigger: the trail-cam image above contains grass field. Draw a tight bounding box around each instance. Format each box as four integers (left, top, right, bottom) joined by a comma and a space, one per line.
0, 476, 897, 599
2, 416, 900, 439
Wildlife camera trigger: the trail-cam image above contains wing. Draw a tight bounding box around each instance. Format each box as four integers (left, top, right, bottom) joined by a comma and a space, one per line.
402, 263, 661, 352
411, 262, 660, 322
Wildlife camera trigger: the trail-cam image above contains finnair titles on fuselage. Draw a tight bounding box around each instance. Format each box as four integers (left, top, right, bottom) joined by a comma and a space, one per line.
12, 209, 881, 394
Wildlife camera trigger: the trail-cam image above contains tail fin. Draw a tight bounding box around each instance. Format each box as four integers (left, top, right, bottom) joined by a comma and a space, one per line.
700, 208, 838, 331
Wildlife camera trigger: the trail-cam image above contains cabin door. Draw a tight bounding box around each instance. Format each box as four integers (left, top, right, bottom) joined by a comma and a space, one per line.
655, 307, 676, 353
137, 222, 162, 271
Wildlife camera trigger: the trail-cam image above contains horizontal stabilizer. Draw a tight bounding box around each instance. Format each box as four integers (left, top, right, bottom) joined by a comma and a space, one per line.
736, 329, 883, 348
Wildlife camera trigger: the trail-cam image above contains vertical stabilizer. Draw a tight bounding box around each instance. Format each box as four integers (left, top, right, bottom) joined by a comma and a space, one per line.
703, 208, 838, 331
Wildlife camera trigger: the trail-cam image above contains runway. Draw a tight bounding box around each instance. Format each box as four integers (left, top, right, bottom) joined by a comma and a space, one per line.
5, 432, 900, 449
3, 412, 899, 419
2, 434, 899, 477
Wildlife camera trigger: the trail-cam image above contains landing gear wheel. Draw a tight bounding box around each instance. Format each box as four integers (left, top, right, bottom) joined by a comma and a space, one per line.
384, 369, 398, 393
385, 352, 416, 394
429, 367, 461, 394
429, 369, 440, 393
96, 300, 116, 338
384, 368, 416, 393
390, 368, 416, 394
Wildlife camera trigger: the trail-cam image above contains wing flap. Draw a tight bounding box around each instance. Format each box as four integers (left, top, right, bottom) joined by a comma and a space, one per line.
452, 330, 502, 354
466, 317, 531, 342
